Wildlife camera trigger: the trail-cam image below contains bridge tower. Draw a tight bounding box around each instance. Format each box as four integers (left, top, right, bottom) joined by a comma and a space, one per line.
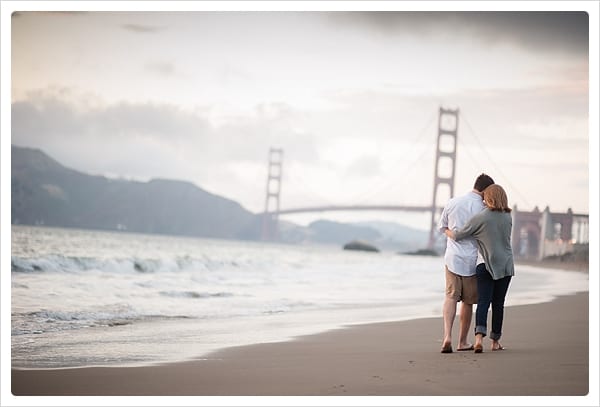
428, 107, 459, 250
262, 148, 283, 241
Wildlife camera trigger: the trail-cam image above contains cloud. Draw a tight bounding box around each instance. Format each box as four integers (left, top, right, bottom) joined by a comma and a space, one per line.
11, 93, 210, 178
12, 93, 209, 142
121, 23, 164, 33
345, 155, 382, 178
327, 11, 589, 56
10, 91, 321, 198
13, 11, 87, 18
144, 61, 176, 76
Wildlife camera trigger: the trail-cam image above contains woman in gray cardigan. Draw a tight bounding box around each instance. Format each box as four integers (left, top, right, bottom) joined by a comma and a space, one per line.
445, 184, 515, 353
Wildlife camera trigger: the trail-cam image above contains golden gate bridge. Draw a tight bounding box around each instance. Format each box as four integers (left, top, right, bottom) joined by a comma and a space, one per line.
261, 107, 589, 260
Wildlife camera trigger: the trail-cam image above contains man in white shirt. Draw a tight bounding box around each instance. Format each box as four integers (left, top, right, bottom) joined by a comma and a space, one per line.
438, 173, 495, 353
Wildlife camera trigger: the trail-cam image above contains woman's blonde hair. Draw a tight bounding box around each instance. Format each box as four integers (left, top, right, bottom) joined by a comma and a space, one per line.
483, 184, 512, 213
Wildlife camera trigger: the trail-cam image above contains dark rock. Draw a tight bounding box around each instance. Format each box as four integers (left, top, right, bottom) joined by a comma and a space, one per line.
402, 249, 440, 256
343, 240, 380, 252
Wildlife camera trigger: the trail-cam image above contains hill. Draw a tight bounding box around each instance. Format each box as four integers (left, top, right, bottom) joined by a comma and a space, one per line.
11, 145, 260, 240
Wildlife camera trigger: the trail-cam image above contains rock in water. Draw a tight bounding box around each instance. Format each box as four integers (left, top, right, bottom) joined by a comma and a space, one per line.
343, 240, 380, 252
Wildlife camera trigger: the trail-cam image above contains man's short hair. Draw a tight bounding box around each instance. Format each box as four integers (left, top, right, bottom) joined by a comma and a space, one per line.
473, 173, 495, 192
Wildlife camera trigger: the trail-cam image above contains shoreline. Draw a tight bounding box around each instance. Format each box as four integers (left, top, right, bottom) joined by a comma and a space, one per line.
515, 258, 589, 273
10, 286, 589, 372
10, 291, 592, 398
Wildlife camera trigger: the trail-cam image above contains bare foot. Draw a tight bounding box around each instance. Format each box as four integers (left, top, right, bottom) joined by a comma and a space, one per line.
474, 333, 484, 353
491, 340, 505, 351
457, 342, 474, 351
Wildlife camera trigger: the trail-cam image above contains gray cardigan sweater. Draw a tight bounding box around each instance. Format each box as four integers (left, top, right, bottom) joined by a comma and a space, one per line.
454, 208, 515, 280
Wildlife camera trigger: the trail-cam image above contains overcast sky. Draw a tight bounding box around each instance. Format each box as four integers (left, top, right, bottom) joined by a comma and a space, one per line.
6, 4, 597, 230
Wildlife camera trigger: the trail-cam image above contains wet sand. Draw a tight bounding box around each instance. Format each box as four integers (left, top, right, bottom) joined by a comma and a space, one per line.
10, 291, 591, 398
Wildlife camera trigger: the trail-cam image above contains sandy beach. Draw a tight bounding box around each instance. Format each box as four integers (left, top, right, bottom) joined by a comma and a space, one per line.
10, 291, 592, 398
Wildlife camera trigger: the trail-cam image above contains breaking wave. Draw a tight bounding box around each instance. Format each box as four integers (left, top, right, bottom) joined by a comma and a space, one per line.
11, 254, 250, 275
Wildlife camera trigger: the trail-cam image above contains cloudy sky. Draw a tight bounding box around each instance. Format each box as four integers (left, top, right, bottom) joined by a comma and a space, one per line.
5, 3, 597, 230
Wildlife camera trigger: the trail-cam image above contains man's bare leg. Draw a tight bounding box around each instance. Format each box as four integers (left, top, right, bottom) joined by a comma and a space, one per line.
457, 302, 473, 349
442, 296, 457, 352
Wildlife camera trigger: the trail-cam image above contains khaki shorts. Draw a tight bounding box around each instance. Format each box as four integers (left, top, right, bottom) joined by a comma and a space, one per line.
445, 266, 478, 304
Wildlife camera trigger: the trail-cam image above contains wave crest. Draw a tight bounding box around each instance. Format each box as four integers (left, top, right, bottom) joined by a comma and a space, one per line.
11, 254, 248, 275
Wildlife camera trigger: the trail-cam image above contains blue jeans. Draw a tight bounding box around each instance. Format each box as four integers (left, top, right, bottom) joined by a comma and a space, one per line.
475, 263, 512, 341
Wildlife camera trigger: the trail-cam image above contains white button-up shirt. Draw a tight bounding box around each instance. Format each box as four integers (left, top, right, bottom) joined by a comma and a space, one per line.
438, 191, 486, 276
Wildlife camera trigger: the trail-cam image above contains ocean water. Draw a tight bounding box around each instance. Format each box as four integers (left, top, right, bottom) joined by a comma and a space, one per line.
11, 225, 588, 369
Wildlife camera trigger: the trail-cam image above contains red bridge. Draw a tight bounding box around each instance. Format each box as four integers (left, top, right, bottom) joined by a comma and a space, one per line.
261, 107, 589, 260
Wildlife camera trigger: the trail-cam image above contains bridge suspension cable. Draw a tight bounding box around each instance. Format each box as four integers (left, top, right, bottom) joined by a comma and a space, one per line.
348, 111, 437, 205
281, 111, 438, 208
459, 111, 532, 208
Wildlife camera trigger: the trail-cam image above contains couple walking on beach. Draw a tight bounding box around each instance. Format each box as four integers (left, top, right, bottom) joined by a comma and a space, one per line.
438, 173, 515, 354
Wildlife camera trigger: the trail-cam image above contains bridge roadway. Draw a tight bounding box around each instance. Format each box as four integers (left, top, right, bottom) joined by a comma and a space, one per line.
264, 205, 444, 215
